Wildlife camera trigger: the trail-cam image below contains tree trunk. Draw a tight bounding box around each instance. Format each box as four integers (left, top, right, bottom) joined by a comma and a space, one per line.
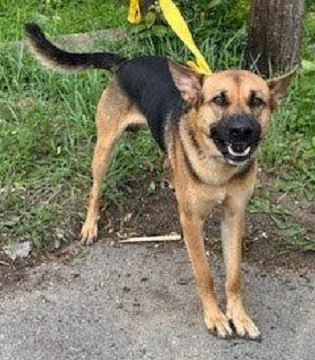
246, 0, 305, 77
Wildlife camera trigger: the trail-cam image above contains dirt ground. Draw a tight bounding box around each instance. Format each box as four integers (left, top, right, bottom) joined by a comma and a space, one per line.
1, 172, 314, 291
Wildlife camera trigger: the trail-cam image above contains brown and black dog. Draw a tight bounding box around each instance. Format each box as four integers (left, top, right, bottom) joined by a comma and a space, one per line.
25, 24, 297, 340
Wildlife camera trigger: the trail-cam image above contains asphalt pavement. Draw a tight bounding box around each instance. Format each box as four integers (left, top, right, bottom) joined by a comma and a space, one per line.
0, 241, 314, 360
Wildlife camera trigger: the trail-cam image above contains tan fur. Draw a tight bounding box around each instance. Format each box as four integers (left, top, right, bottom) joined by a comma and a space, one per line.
79, 67, 296, 340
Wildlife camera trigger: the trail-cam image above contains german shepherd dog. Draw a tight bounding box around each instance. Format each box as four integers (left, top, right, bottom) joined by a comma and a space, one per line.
25, 24, 296, 339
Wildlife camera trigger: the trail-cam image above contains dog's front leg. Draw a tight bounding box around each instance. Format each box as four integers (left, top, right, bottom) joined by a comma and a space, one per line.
221, 197, 261, 339
179, 209, 233, 338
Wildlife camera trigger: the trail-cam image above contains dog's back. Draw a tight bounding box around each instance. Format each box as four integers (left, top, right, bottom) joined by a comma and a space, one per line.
25, 23, 185, 151
117, 57, 185, 150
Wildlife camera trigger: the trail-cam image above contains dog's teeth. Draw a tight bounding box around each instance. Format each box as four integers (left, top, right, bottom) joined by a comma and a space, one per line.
227, 145, 250, 157
228, 158, 248, 166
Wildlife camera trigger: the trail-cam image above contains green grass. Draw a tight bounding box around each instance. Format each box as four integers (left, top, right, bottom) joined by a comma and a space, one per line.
0, 0, 126, 41
0, 46, 160, 250
0, 1, 314, 252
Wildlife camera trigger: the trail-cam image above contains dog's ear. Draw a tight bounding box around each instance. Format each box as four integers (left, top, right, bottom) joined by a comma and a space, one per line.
167, 58, 204, 105
267, 65, 298, 110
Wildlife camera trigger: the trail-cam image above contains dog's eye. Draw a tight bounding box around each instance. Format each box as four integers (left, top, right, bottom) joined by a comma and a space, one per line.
251, 97, 264, 107
212, 93, 228, 107
249, 92, 265, 108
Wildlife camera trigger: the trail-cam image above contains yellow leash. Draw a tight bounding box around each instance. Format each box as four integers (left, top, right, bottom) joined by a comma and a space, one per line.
128, 0, 142, 24
128, 0, 212, 74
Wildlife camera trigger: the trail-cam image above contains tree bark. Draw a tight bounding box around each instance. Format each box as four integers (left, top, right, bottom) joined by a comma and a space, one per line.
247, 0, 305, 77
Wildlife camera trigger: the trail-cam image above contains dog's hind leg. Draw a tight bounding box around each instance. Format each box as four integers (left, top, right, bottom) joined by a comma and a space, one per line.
160, 154, 175, 190
80, 80, 147, 245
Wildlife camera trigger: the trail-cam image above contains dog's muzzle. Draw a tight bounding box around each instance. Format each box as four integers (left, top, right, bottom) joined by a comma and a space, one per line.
211, 114, 261, 166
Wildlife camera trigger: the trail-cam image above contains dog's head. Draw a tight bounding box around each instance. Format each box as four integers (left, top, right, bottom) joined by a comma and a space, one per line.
168, 59, 297, 166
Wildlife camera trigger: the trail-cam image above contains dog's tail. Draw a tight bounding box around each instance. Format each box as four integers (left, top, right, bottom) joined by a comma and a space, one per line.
24, 23, 127, 73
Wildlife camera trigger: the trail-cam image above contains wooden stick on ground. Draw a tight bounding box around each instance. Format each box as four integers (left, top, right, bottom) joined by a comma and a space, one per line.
119, 233, 181, 243
0, 260, 10, 266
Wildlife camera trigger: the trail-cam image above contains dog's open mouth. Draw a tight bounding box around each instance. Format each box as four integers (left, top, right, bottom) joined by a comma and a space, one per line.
210, 114, 262, 167
226, 144, 251, 166
211, 134, 254, 166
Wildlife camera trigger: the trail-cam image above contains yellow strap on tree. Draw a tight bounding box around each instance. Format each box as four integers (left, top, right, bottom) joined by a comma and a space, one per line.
159, 0, 212, 74
128, 0, 212, 74
128, 0, 142, 24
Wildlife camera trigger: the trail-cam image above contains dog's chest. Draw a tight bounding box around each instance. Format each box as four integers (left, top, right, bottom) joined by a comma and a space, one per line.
205, 186, 227, 207
212, 187, 226, 204
189, 184, 227, 214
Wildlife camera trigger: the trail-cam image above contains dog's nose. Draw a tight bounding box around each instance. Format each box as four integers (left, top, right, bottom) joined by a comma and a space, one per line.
229, 123, 253, 139
228, 115, 254, 140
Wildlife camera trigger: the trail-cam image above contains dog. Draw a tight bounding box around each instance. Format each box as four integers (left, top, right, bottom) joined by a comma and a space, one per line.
25, 23, 297, 340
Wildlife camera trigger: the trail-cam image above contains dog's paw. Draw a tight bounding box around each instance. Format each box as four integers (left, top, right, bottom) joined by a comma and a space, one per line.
204, 309, 233, 338
160, 178, 175, 191
226, 307, 261, 340
80, 221, 98, 245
